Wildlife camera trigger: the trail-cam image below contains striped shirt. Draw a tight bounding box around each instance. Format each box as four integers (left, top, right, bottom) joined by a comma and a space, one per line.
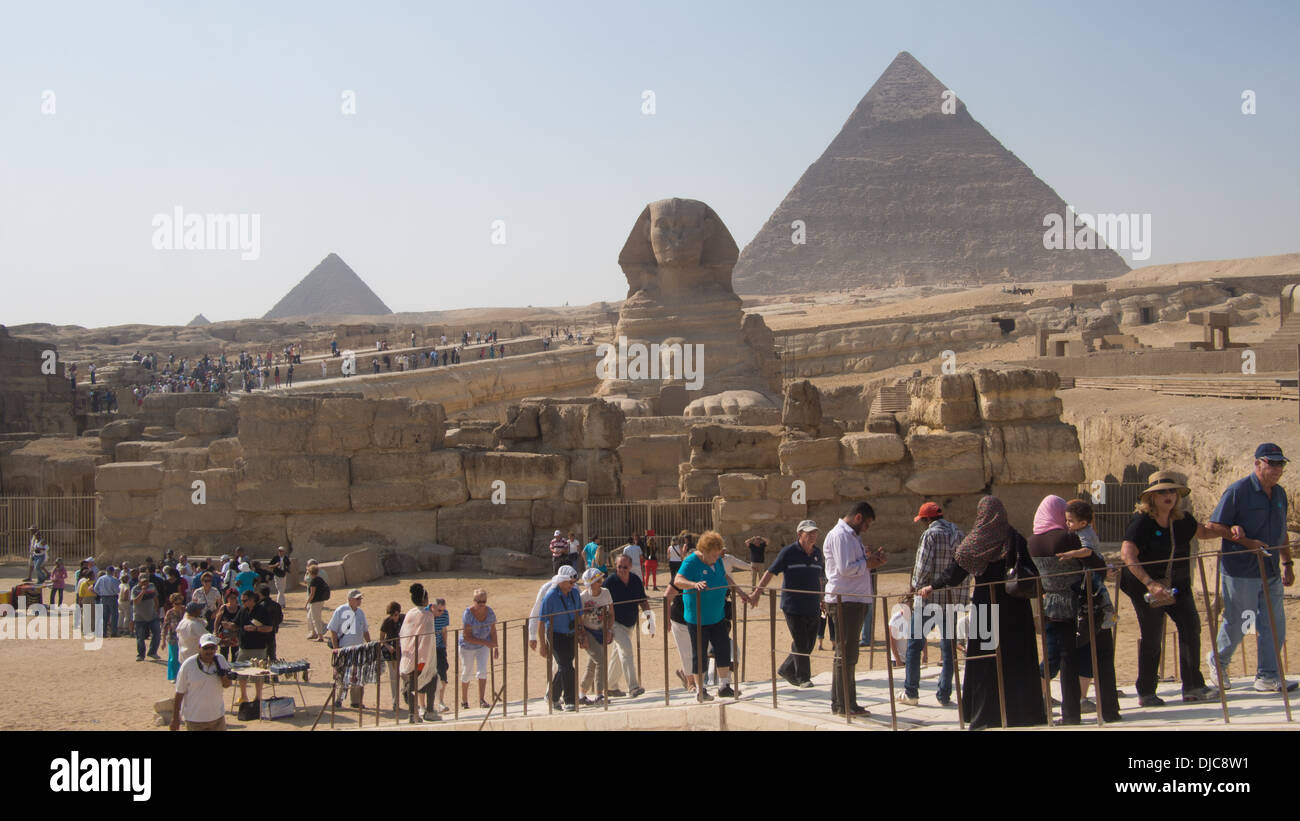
912, 519, 968, 607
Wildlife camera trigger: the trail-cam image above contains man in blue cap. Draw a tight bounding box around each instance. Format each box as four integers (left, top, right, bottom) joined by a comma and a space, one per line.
1206, 443, 1296, 692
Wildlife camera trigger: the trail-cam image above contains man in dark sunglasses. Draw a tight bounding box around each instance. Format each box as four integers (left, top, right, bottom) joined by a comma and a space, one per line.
1204, 443, 1296, 693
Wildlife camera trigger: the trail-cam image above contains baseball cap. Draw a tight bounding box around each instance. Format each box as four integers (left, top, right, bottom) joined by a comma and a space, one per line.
1255, 443, 1288, 462
796, 520, 819, 533
553, 530, 562, 537
199, 633, 219, 647
347, 589, 364, 599
914, 501, 943, 522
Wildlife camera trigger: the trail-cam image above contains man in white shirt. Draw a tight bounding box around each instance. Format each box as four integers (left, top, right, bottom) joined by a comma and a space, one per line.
327, 589, 371, 708
170, 634, 233, 731
621, 537, 644, 582
823, 501, 887, 716
176, 602, 208, 665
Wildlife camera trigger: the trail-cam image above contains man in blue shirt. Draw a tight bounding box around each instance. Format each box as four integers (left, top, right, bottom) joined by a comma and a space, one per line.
92, 567, 121, 638
1207, 443, 1296, 692
539, 573, 583, 711
746, 520, 824, 688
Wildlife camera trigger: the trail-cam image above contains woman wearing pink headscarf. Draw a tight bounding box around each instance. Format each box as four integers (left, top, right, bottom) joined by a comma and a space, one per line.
919, 496, 1046, 730
1028, 495, 1120, 724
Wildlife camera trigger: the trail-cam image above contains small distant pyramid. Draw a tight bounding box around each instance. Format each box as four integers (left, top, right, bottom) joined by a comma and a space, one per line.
263, 253, 392, 319
733, 51, 1130, 294
187, 314, 211, 327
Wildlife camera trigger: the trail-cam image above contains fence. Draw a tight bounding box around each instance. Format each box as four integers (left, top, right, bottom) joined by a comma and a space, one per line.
583, 499, 715, 553
307, 542, 1292, 731
0, 496, 96, 565
1077, 482, 1147, 542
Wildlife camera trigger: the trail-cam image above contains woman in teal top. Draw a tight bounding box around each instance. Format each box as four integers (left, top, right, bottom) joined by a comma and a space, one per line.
673, 530, 736, 700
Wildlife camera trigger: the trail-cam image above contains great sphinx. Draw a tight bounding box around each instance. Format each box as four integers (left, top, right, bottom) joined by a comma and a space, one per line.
597, 198, 781, 415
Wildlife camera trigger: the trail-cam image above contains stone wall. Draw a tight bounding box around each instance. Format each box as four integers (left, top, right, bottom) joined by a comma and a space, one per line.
0, 325, 75, 435
92, 394, 623, 574
707, 369, 1084, 558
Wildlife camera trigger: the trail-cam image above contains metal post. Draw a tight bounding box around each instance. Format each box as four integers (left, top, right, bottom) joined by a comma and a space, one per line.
501, 622, 508, 718
1032, 578, 1053, 724
522, 619, 529, 716
546, 620, 554, 715
454, 629, 460, 721
769, 588, 777, 709
695, 601, 704, 703
602, 605, 610, 711
1195, 553, 1230, 724
1084, 569, 1103, 727
663, 595, 670, 707
490, 627, 496, 713
741, 586, 749, 682
992, 581, 1008, 729
408, 634, 418, 724
882, 594, 897, 731
951, 637, 965, 730
1256, 552, 1292, 722
729, 589, 739, 699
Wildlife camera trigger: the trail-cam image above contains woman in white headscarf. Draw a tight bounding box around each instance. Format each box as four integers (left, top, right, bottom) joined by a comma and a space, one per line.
399, 582, 440, 722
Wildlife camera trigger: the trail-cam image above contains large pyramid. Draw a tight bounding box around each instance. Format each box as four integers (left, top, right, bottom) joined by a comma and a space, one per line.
733, 52, 1130, 294
186, 313, 211, 327
263, 253, 392, 319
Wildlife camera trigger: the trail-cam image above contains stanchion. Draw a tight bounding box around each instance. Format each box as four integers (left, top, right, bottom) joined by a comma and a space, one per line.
663, 595, 670, 707
769, 588, 777, 709
454, 629, 460, 721
408, 634, 419, 724
375, 649, 381, 728
695, 602, 705, 703
950, 636, 964, 730
741, 588, 749, 682
1084, 569, 1103, 728
502, 622, 508, 718
1032, 578, 1053, 725
546, 620, 554, 714
991, 581, 1008, 729
729, 590, 739, 699
1255, 552, 1292, 722
881, 594, 897, 731
489, 628, 496, 714
522, 620, 529, 716
1195, 553, 1230, 724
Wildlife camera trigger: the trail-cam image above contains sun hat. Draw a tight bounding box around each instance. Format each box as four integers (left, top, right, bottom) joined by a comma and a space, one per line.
1143, 470, 1189, 499
581, 567, 603, 585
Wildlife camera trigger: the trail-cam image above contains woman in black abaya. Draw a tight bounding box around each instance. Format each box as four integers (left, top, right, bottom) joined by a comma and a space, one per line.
919, 495, 1047, 730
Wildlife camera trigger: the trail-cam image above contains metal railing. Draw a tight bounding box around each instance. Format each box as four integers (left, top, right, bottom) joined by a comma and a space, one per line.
583, 499, 715, 554
0, 496, 96, 565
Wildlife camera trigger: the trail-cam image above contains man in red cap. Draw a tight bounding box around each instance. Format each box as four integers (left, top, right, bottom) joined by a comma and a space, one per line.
901, 501, 966, 707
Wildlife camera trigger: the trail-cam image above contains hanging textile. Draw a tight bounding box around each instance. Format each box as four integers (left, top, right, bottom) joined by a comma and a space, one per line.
332, 641, 382, 687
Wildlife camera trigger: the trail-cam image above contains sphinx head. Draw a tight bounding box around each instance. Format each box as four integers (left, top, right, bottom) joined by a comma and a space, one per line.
618, 198, 739, 298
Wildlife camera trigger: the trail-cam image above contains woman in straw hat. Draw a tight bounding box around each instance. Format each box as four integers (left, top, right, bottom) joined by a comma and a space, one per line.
1119, 470, 1220, 707
919, 495, 1046, 729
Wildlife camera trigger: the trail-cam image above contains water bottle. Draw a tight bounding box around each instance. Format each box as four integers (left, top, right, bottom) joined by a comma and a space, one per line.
1144, 587, 1177, 603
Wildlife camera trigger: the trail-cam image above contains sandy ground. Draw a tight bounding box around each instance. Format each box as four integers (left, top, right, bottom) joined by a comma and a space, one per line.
3, 555, 1297, 731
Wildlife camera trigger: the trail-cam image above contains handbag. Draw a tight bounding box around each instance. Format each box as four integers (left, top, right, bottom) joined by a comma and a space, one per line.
1144, 528, 1178, 608
237, 698, 261, 721
1004, 537, 1039, 599
1074, 572, 1108, 642
260, 696, 295, 720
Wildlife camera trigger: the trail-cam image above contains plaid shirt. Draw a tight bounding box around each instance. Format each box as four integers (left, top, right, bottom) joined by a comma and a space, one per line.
912, 519, 969, 607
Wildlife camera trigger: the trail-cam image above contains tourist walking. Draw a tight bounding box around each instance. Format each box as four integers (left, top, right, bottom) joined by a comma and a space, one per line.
214, 589, 242, 662
269, 546, 291, 607
1119, 471, 1219, 705
93, 565, 121, 638
399, 583, 441, 721
380, 601, 405, 711
578, 568, 613, 705
674, 530, 737, 700
604, 554, 650, 697
132, 571, 163, 660
920, 496, 1047, 729
539, 571, 582, 710
902, 502, 965, 707
746, 520, 825, 689
170, 634, 233, 731
162, 593, 187, 681
305, 560, 329, 640
458, 589, 497, 709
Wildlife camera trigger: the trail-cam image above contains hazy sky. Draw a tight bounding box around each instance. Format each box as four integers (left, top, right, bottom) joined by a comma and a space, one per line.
2, 0, 1297, 328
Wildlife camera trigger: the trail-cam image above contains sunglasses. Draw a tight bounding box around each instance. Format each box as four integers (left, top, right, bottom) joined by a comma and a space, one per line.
474, 599, 487, 604
1264, 459, 1287, 468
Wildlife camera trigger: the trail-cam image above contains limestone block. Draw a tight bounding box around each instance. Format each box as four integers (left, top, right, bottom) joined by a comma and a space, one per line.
563, 480, 587, 504
416, 543, 456, 572
99, 490, 161, 520
778, 435, 841, 474
236, 454, 350, 513
97, 517, 153, 551
495, 404, 540, 441
100, 419, 145, 453
984, 423, 1085, 485
688, 425, 780, 471
96, 461, 163, 493
680, 468, 720, 500
237, 395, 319, 453
208, 438, 243, 469
971, 368, 1062, 423
715, 499, 784, 524
619, 434, 689, 475
381, 550, 420, 575
580, 400, 624, 450
464, 452, 567, 501
840, 433, 906, 466
349, 449, 467, 512
305, 398, 374, 454
161, 467, 236, 510
342, 548, 384, 585
114, 441, 170, 463
908, 373, 979, 431
317, 561, 346, 591
436, 500, 532, 553
530, 499, 582, 529
287, 510, 439, 559
781, 380, 823, 430
905, 430, 988, 495
717, 473, 765, 500
566, 449, 620, 497
160, 448, 209, 472
175, 407, 236, 436
621, 475, 658, 500
794, 468, 838, 502
372, 399, 446, 451
481, 547, 551, 577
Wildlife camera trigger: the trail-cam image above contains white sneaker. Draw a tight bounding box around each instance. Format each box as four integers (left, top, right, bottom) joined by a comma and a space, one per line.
1206, 652, 1231, 690
898, 695, 920, 706
1253, 677, 1299, 692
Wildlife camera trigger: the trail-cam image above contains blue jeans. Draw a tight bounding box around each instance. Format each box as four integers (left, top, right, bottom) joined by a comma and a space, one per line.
136, 617, 161, 658
32, 554, 48, 584
904, 636, 955, 702
98, 596, 119, 638
1212, 572, 1286, 681
859, 599, 875, 645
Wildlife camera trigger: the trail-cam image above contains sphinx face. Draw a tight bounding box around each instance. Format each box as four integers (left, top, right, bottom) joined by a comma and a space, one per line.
648, 199, 710, 267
